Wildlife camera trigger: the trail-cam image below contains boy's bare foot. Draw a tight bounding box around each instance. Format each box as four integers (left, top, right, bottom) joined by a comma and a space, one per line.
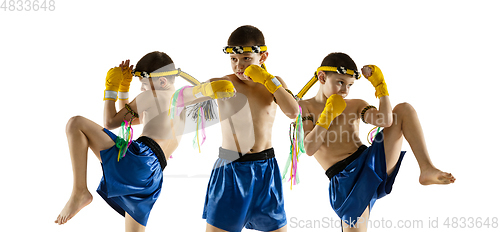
419, 167, 456, 185
55, 190, 93, 225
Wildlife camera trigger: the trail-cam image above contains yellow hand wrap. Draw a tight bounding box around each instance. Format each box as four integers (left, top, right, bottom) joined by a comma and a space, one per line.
118, 68, 133, 100
316, 94, 346, 129
104, 67, 124, 101
243, 65, 282, 94
364, 65, 389, 98
192, 80, 235, 99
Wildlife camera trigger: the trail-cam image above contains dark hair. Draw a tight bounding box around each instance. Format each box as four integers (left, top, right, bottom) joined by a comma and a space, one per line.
227, 25, 265, 46
135, 51, 176, 83
321, 52, 358, 72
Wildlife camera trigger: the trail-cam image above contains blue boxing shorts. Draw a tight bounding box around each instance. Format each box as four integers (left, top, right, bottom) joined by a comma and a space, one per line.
327, 130, 405, 225
202, 147, 287, 232
96, 128, 167, 226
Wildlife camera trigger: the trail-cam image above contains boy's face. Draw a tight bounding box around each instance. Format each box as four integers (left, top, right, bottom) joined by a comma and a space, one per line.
229, 52, 266, 80
321, 72, 355, 99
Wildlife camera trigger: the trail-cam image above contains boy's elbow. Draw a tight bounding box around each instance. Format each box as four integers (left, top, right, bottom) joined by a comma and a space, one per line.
305, 150, 316, 157
304, 143, 317, 156
288, 110, 299, 120
286, 105, 300, 119
374, 114, 393, 128
382, 116, 393, 127
103, 118, 118, 130
378, 121, 392, 128
387, 119, 394, 127
103, 120, 112, 130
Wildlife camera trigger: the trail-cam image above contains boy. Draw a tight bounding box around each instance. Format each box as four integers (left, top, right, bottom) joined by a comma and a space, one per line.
200, 25, 299, 232
54, 51, 234, 231
298, 53, 455, 231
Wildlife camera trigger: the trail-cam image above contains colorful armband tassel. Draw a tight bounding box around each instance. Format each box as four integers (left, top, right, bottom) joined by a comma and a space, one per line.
170, 86, 215, 153
282, 106, 306, 189
367, 126, 382, 145
169, 86, 188, 119
187, 100, 218, 122
188, 99, 216, 153
192, 107, 207, 152
116, 117, 134, 162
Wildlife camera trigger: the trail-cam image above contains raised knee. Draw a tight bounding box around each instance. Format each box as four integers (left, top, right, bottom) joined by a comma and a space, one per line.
391, 102, 415, 123
393, 102, 415, 114
395, 102, 413, 110
66, 115, 86, 133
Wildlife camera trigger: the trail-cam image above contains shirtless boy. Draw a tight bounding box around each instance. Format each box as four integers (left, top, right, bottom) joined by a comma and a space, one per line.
201, 25, 299, 232
299, 52, 455, 231
54, 51, 232, 231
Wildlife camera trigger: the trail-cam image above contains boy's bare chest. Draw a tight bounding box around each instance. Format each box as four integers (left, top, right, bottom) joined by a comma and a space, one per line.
307, 102, 360, 128
230, 82, 275, 114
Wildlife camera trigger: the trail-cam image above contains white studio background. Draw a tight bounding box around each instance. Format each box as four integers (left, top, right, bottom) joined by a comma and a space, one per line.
1, 0, 499, 231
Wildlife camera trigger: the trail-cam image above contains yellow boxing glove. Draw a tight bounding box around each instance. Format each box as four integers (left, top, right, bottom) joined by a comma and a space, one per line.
192, 80, 236, 99
243, 65, 282, 94
118, 67, 133, 100
316, 94, 346, 129
104, 67, 124, 101
363, 65, 389, 98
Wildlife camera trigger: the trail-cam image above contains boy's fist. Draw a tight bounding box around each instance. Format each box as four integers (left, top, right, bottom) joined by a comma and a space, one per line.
362, 65, 389, 98
316, 94, 346, 129
243, 65, 282, 93
104, 67, 124, 101
118, 60, 134, 95
192, 80, 236, 99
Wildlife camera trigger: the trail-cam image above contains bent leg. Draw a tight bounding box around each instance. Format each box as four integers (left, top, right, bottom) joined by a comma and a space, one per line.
206, 223, 229, 232
342, 206, 369, 232
383, 103, 455, 184
125, 213, 146, 232
383, 103, 409, 175
270, 225, 287, 232
55, 116, 116, 225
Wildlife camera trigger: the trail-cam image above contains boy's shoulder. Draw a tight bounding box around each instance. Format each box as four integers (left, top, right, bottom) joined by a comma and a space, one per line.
298, 98, 314, 107
345, 98, 371, 114
298, 98, 318, 114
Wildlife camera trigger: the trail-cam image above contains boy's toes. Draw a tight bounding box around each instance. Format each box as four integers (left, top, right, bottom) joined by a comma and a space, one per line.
419, 168, 455, 185
55, 215, 62, 225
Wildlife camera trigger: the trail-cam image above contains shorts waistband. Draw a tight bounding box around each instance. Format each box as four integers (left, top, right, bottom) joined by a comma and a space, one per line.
218, 147, 275, 162
136, 136, 167, 171
326, 145, 368, 180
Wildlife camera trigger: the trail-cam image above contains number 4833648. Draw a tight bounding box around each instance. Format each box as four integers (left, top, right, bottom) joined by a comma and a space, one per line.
1, 0, 55, 11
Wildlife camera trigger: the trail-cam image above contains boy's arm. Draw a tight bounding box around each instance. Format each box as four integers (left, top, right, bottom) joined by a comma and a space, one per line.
299, 101, 325, 156
117, 98, 140, 125
117, 60, 134, 110
302, 95, 346, 156
360, 97, 392, 127
273, 76, 300, 119
361, 65, 393, 127
118, 99, 129, 112
103, 97, 139, 129
102, 63, 140, 129
244, 65, 299, 119
181, 77, 235, 106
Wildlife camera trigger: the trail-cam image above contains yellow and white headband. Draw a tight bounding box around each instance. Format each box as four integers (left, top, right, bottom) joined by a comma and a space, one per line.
133, 68, 201, 86
296, 66, 361, 99
223, 45, 267, 54
316, 66, 361, 80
